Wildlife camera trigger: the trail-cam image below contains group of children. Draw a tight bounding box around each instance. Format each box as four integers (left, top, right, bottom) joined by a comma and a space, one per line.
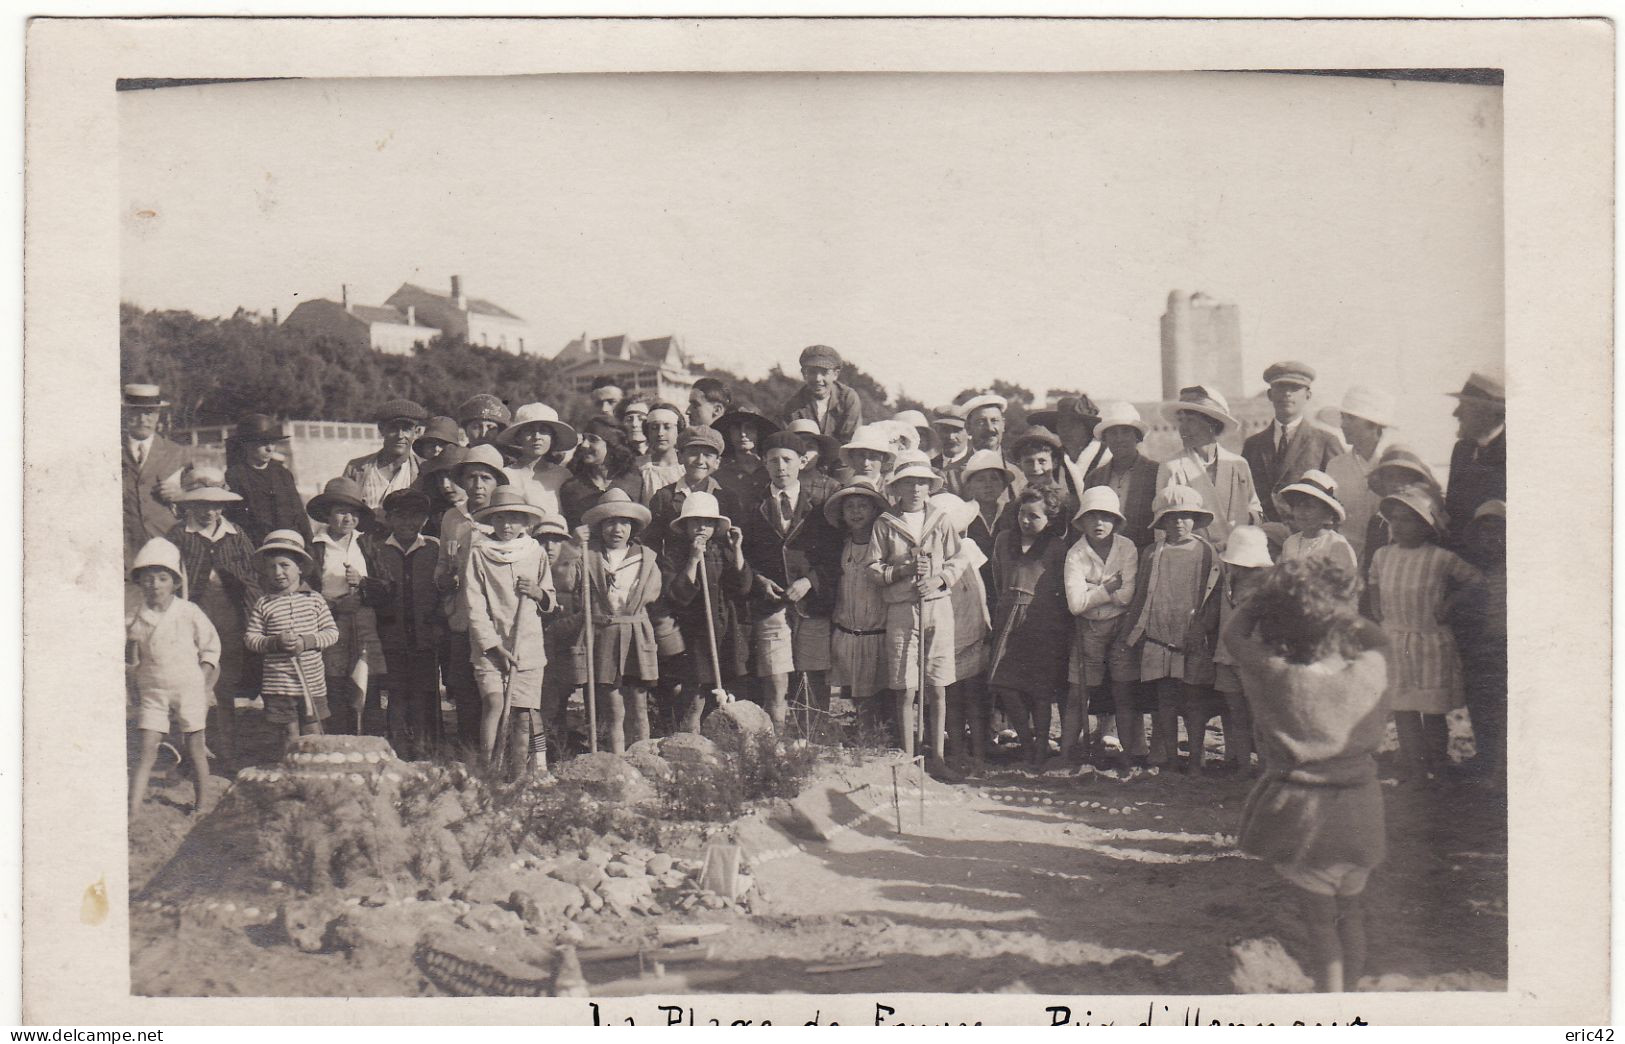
125, 365, 1504, 814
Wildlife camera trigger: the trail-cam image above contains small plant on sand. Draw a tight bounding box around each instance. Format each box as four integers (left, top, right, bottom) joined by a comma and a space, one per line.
736, 730, 819, 801
659, 760, 745, 822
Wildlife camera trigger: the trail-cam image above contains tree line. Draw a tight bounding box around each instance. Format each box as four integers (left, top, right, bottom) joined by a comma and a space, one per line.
119, 302, 1047, 433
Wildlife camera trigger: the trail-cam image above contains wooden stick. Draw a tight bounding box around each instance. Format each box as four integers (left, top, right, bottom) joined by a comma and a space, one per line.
808, 960, 885, 975
695, 542, 728, 704
578, 532, 598, 754
890, 764, 904, 834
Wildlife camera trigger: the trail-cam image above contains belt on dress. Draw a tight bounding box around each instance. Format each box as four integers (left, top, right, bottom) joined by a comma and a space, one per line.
834, 621, 886, 637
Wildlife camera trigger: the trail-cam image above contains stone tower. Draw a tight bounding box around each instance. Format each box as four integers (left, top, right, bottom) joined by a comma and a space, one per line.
1160, 290, 1243, 401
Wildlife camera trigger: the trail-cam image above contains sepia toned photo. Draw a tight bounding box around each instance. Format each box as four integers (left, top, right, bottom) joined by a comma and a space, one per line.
22, 16, 1612, 1026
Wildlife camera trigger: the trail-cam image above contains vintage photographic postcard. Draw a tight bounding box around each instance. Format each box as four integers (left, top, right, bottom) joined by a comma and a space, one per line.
22, 15, 1612, 1026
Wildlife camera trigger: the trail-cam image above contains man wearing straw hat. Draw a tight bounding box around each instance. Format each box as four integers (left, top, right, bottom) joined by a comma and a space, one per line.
343, 398, 430, 512
1156, 385, 1263, 550
1319, 386, 1397, 563
1241, 362, 1342, 525
960, 392, 1010, 458
1444, 368, 1506, 547
121, 382, 196, 567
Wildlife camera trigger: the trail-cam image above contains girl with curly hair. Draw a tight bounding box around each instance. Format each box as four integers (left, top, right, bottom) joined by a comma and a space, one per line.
559, 418, 642, 530
1222, 556, 1391, 993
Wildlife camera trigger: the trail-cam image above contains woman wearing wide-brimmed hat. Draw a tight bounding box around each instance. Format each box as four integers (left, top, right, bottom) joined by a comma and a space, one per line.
1154, 385, 1263, 551
497, 402, 578, 517
225, 412, 312, 547
712, 405, 776, 503
578, 488, 662, 753
166, 465, 261, 771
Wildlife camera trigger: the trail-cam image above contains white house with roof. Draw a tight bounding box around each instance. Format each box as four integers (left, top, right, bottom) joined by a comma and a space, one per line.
552, 333, 697, 401
384, 276, 535, 354
280, 287, 442, 355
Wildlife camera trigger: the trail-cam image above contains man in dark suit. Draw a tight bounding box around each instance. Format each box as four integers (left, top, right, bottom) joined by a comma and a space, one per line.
1444, 370, 1506, 547
121, 383, 195, 568
1241, 361, 1343, 525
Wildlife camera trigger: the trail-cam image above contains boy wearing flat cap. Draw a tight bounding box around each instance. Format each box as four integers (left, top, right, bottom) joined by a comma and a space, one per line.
643, 425, 744, 558
362, 488, 443, 756
344, 398, 429, 511
782, 344, 863, 443
1240, 362, 1342, 525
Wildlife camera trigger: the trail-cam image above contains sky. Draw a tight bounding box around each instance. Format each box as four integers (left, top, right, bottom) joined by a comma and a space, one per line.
121, 71, 1502, 468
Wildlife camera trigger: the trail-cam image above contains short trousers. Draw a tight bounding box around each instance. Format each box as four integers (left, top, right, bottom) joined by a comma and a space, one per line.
264, 689, 331, 726
1213, 664, 1244, 695
1274, 862, 1371, 898
137, 687, 208, 734
473, 659, 544, 712
885, 596, 956, 689
1068, 614, 1139, 687
753, 608, 831, 677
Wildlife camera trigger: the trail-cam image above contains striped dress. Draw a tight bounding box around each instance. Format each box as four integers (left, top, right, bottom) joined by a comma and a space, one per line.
243, 589, 340, 702
1370, 542, 1481, 713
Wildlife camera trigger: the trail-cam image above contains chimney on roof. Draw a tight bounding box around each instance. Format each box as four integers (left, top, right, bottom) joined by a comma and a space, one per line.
342, 284, 352, 313
451, 275, 466, 310
406, 305, 416, 326
271, 307, 279, 325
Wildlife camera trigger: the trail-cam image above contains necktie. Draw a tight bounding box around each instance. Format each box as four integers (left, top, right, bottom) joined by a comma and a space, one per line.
1275, 425, 1286, 459
132, 441, 145, 467
779, 492, 793, 530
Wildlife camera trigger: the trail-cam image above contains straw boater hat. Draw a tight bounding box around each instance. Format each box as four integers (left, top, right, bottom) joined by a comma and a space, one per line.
1275, 468, 1346, 523
1447, 369, 1506, 410
235, 413, 289, 443
498, 402, 579, 451
454, 444, 509, 483
256, 529, 313, 567
534, 511, 571, 539
1072, 485, 1126, 527
1379, 486, 1448, 537
840, 424, 900, 467
129, 537, 185, 584
1162, 384, 1240, 438
823, 477, 891, 526
786, 418, 840, 461
1027, 394, 1102, 431
960, 448, 1019, 485
306, 477, 375, 526
582, 487, 652, 529
887, 450, 944, 493
1220, 525, 1274, 568
472, 486, 548, 524
673, 489, 730, 529
959, 392, 1008, 420
122, 383, 169, 409
414, 416, 463, 454
174, 465, 243, 504
1150, 484, 1216, 528
713, 406, 777, 446
1095, 400, 1149, 439
1316, 385, 1396, 430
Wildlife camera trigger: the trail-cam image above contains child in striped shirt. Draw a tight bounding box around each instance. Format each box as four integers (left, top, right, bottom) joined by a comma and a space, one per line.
244, 530, 340, 744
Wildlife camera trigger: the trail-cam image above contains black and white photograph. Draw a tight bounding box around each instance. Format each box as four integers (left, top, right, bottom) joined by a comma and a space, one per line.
20, 15, 1613, 1027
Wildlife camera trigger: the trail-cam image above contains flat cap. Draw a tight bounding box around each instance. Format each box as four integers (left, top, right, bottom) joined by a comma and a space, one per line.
1262, 361, 1317, 387
375, 398, 429, 425
677, 425, 725, 454
798, 344, 843, 371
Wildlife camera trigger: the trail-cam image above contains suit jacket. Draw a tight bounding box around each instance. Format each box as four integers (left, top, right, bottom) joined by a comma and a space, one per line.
1445, 431, 1506, 547
1157, 447, 1263, 551
782, 382, 863, 443
123, 435, 194, 565
739, 476, 842, 619
1241, 420, 1343, 523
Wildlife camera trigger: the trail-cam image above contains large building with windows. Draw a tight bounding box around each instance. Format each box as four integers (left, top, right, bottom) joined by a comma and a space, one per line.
551, 332, 697, 402
281, 275, 537, 356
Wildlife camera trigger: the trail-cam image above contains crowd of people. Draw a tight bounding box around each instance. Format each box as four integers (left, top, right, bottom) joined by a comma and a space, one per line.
121, 347, 1506, 990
